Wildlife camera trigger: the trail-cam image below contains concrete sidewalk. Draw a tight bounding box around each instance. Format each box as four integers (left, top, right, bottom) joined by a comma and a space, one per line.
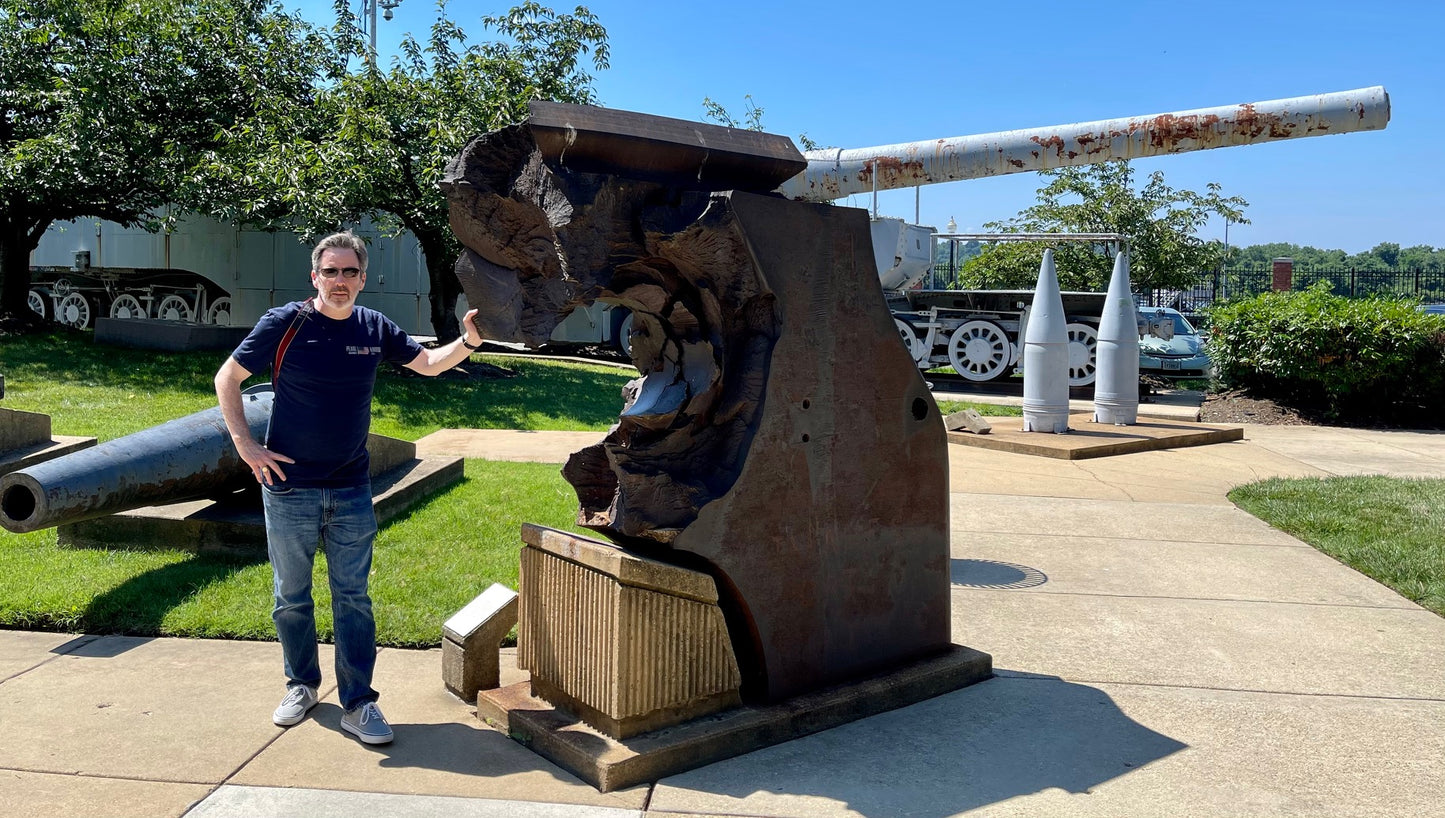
3, 423, 1444, 817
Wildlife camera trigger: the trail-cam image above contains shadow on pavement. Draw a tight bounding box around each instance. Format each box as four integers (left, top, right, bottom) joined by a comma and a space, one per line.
951, 558, 1048, 590
303, 703, 603, 782
657, 673, 1187, 817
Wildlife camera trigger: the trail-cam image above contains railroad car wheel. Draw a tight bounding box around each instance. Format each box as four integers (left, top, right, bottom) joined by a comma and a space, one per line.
894, 319, 928, 365
1065, 322, 1099, 387
948, 319, 1012, 382
110, 294, 148, 320
205, 297, 232, 325
27, 290, 50, 320
56, 293, 93, 329
156, 294, 194, 322
615, 311, 634, 357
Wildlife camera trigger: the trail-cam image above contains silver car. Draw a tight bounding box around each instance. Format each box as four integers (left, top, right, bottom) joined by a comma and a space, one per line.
1138, 307, 1211, 378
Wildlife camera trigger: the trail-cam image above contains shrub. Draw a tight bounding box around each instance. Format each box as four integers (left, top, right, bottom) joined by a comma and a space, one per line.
1206, 283, 1445, 425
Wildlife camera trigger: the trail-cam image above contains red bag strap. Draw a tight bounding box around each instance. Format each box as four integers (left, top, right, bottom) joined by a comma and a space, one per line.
273, 299, 315, 382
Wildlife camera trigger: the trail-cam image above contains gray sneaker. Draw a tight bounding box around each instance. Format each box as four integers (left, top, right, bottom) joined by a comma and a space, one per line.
340, 701, 393, 745
272, 685, 319, 727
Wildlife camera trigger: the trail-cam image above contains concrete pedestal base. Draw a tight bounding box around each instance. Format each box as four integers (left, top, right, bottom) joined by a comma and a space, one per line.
948, 414, 1243, 460
94, 318, 250, 352
477, 643, 992, 792
57, 454, 463, 554
0, 407, 95, 476
0, 435, 95, 476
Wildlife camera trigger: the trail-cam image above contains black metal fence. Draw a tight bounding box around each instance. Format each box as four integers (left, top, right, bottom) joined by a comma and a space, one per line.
1143, 267, 1445, 314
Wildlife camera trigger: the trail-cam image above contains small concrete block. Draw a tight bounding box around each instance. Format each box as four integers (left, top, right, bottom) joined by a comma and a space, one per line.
443, 583, 519, 702
943, 408, 991, 434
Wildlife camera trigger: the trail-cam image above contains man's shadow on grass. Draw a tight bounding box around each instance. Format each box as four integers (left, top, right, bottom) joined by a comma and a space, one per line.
81, 551, 266, 637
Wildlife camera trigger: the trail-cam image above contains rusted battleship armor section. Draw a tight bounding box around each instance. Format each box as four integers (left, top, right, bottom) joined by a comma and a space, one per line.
667, 191, 952, 702
525, 100, 806, 191
441, 102, 953, 704
0, 385, 273, 534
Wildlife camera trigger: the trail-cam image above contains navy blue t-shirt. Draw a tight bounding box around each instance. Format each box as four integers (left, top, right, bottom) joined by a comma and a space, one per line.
231, 301, 424, 488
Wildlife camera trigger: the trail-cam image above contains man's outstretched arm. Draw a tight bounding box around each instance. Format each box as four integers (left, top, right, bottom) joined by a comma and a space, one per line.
404, 309, 487, 377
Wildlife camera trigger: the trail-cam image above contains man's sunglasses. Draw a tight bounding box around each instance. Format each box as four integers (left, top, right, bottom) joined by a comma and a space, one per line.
317, 267, 362, 279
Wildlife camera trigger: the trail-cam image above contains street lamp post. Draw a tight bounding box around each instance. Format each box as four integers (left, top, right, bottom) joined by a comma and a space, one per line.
1220, 218, 1230, 301
360, 0, 404, 64
945, 217, 958, 289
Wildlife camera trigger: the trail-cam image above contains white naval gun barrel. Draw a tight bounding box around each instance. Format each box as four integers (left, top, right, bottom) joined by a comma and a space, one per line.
1021, 250, 1071, 434
1093, 253, 1141, 425
778, 86, 1390, 202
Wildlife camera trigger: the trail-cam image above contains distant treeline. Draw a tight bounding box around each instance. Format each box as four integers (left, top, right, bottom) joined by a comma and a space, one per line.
1231, 242, 1445, 271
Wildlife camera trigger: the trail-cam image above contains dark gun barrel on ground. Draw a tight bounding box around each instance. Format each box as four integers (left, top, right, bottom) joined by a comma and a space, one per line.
0, 385, 273, 534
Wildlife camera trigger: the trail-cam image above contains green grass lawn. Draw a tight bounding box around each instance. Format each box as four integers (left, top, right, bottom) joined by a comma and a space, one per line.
937, 399, 1023, 417
0, 459, 584, 646
0, 329, 635, 441
0, 330, 630, 645
1230, 476, 1445, 617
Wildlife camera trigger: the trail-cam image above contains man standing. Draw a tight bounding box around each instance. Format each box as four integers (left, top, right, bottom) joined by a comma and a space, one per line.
215, 231, 484, 744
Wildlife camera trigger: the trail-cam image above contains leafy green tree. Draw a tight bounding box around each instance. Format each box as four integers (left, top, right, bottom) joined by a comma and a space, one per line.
960, 161, 1248, 292
1231, 242, 1444, 271
1369, 242, 1400, 268
0, 0, 324, 324
201, 1, 609, 341
702, 94, 819, 151
1399, 245, 1443, 271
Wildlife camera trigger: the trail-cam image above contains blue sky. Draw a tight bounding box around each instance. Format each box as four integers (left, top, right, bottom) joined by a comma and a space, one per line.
299, 0, 1441, 254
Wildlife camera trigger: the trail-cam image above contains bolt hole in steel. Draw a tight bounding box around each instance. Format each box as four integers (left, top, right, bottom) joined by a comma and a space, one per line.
1, 485, 37, 525
801, 434, 810, 443
911, 397, 928, 421
1065, 322, 1099, 387
801, 399, 810, 410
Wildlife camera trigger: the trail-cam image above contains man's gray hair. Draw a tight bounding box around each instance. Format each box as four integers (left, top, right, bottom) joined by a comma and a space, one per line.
311, 231, 369, 272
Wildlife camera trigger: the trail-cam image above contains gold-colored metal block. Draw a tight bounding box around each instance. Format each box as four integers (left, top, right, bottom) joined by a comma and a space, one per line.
517, 524, 741, 738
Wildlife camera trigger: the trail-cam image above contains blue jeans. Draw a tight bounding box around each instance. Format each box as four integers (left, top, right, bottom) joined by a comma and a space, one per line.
262, 483, 379, 712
